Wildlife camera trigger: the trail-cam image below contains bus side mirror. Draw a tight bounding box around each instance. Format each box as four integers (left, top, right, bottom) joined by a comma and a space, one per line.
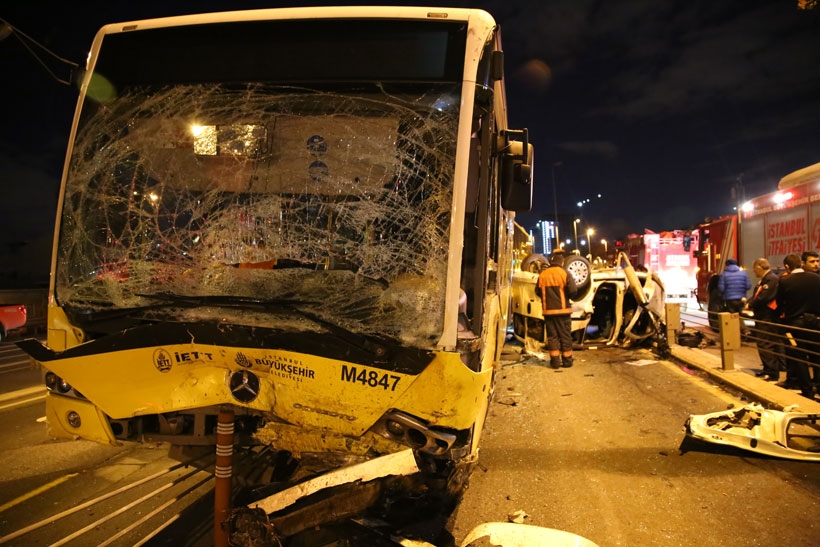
500, 130, 533, 212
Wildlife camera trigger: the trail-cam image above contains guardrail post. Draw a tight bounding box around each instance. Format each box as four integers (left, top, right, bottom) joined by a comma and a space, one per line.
665, 303, 680, 343
718, 312, 741, 370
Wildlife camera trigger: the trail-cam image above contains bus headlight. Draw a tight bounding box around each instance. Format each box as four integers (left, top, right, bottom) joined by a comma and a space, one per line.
66, 411, 82, 428
45, 372, 72, 393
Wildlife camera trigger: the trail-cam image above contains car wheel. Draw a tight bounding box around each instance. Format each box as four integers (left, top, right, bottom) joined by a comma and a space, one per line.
564, 255, 592, 300
520, 253, 548, 273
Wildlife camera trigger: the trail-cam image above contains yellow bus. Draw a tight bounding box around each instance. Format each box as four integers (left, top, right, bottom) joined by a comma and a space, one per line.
20, 5, 532, 509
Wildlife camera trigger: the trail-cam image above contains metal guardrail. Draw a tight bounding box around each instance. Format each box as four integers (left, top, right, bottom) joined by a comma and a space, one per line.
672, 305, 744, 371
715, 312, 742, 370
704, 308, 820, 375
667, 303, 740, 370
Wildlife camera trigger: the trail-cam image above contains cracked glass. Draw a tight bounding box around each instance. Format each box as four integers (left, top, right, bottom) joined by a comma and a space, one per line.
56, 82, 460, 346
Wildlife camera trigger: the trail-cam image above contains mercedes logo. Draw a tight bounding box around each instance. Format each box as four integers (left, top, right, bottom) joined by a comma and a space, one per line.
229, 370, 260, 403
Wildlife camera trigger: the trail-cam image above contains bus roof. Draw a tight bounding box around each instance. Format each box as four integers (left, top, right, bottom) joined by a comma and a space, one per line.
97, 6, 496, 34
778, 161, 820, 190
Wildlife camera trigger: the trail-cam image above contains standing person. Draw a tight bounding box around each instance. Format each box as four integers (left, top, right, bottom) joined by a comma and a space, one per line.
717, 258, 752, 313
776, 254, 820, 400
746, 258, 784, 380
777, 253, 803, 389
802, 250, 820, 274
535, 252, 578, 369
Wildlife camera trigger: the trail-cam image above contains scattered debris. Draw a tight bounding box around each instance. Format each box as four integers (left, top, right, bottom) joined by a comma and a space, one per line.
626, 359, 657, 366
683, 403, 820, 461
522, 337, 548, 360
461, 522, 600, 547
495, 395, 520, 406
676, 330, 704, 348
507, 510, 529, 524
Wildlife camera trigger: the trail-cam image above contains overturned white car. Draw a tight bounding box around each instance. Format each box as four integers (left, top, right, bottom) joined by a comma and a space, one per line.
511, 252, 669, 354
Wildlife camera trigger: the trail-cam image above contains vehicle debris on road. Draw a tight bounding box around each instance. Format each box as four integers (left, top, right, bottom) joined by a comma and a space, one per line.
683, 403, 820, 461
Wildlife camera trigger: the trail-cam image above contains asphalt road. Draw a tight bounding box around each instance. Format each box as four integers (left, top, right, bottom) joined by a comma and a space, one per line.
4, 337, 820, 546
449, 341, 820, 547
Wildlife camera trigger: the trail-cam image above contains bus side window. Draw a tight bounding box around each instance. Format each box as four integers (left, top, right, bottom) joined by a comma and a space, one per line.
460, 118, 482, 322
458, 288, 471, 332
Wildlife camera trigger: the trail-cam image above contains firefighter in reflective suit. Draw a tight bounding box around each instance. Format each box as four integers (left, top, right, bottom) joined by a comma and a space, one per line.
535, 252, 578, 369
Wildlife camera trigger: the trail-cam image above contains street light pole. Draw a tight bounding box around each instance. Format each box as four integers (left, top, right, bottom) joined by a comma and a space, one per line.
573, 219, 580, 254
586, 228, 594, 260
551, 161, 562, 246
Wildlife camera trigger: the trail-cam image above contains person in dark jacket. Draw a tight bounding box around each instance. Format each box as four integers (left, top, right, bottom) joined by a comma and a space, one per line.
802, 250, 820, 274
776, 258, 820, 400
746, 258, 784, 380
777, 253, 803, 389
717, 258, 752, 313
535, 252, 578, 369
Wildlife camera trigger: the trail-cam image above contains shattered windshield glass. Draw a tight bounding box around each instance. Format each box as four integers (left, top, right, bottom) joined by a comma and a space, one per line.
56, 83, 460, 346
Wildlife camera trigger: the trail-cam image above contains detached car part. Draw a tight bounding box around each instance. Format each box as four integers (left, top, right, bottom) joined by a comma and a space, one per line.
684, 403, 820, 461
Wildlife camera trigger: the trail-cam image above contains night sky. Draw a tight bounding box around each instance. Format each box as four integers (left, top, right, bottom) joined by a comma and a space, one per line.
1, 0, 819, 280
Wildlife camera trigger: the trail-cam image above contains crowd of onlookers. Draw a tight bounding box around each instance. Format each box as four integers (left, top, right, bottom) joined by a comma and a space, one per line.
718, 251, 820, 400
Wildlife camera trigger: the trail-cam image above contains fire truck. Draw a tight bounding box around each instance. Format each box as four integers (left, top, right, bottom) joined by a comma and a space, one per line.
621, 229, 699, 303
695, 162, 820, 323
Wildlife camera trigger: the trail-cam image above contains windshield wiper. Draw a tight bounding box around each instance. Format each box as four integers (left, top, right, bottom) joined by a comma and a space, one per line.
64, 301, 188, 323
67, 292, 395, 360
134, 292, 315, 310
64, 293, 314, 324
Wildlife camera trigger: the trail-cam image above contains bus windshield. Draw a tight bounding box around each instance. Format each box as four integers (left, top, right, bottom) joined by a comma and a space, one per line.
56, 18, 467, 347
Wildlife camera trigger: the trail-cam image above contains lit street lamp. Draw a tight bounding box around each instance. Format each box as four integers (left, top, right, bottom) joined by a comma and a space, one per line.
586, 228, 594, 259
601, 239, 608, 253
573, 219, 580, 254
